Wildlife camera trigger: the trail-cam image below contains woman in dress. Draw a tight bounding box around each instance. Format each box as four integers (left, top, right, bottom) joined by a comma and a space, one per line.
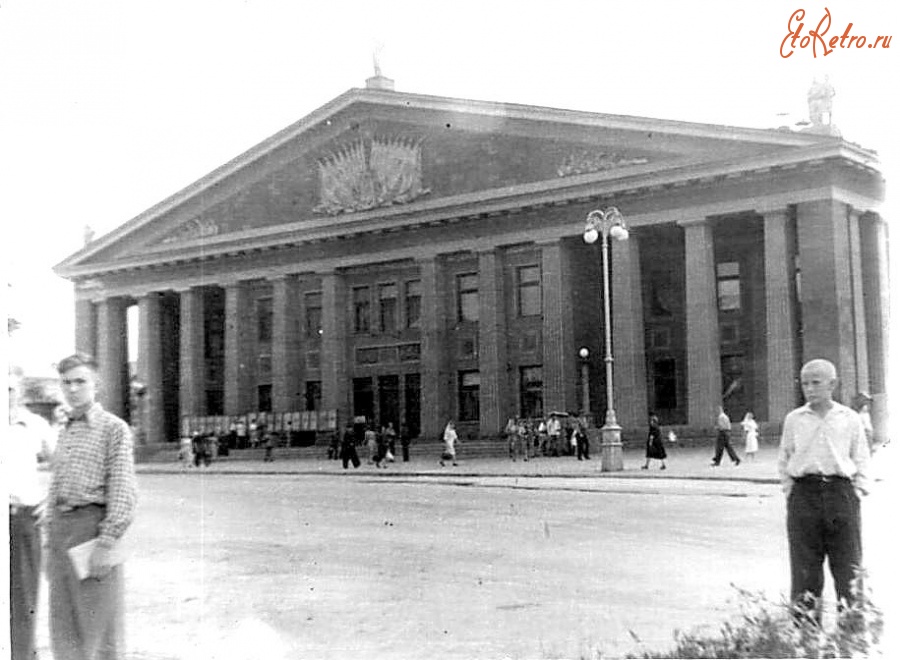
642, 413, 667, 470
440, 420, 458, 466
740, 411, 759, 460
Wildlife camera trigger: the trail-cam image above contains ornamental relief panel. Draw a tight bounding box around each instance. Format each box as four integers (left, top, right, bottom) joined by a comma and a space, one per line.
556, 150, 650, 177
159, 217, 220, 244
314, 136, 430, 216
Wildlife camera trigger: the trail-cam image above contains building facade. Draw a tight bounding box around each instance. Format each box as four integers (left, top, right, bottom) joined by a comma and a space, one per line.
54, 77, 888, 445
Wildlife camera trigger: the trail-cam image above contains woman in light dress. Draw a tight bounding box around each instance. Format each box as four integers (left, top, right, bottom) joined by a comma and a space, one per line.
440, 420, 458, 466
740, 411, 759, 460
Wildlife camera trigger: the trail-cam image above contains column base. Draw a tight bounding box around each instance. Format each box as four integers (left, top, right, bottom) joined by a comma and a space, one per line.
600, 423, 624, 472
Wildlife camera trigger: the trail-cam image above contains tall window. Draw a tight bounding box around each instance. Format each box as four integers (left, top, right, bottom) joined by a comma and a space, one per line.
305, 381, 322, 412
379, 283, 398, 333
519, 366, 543, 419
257, 384, 272, 413
405, 279, 421, 328
716, 262, 741, 311
256, 297, 273, 344
305, 292, 322, 339
457, 273, 479, 322
353, 286, 371, 333
458, 371, 480, 422
517, 265, 541, 316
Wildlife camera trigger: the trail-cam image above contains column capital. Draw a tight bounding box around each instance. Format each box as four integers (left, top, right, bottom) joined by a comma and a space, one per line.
675, 216, 710, 229
757, 206, 791, 220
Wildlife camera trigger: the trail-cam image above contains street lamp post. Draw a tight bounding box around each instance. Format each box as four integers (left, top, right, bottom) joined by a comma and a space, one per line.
578, 347, 591, 425
583, 207, 629, 471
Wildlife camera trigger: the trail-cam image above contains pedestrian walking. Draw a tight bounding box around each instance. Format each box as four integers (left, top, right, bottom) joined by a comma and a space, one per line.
777, 358, 871, 623
373, 425, 389, 468
575, 418, 590, 461
740, 411, 759, 460
642, 413, 667, 470
48, 353, 138, 660
383, 422, 397, 462
365, 424, 377, 464
340, 423, 361, 469
546, 414, 562, 457
399, 423, 411, 462
7, 366, 56, 660
440, 420, 458, 466
711, 405, 740, 466
263, 431, 276, 462
851, 392, 875, 452
505, 417, 519, 461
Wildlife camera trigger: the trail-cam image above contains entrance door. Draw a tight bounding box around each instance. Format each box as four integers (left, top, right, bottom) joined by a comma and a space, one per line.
353, 377, 374, 423
378, 375, 400, 430
404, 373, 421, 437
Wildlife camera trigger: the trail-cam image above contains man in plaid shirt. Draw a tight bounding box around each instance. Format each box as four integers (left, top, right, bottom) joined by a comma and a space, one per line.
47, 353, 138, 660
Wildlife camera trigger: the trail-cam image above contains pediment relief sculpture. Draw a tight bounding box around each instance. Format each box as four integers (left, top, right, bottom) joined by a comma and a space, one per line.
315, 135, 430, 216
557, 150, 650, 177
160, 217, 220, 244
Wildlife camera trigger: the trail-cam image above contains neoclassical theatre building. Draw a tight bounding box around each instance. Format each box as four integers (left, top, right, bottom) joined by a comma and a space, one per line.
55, 74, 888, 446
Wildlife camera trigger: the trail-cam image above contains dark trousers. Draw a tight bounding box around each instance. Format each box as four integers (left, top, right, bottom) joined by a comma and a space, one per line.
712, 430, 739, 464
576, 436, 590, 460
341, 445, 360, 469
787, 477, 862, 617
401, 445, 410, 462
11, 505, 41, 660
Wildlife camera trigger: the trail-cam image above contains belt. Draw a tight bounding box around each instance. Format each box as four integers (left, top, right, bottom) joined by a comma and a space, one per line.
794, 474, 851, 484
54, 498, 105, 514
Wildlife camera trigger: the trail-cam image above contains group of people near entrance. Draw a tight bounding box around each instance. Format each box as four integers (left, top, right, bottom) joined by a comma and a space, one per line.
7, 354, 878, 658
503, 413, 591, 462
336, 418, 413, 469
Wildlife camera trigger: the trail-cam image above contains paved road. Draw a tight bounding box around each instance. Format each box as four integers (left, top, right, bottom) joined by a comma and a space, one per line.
32, 443, 895, 659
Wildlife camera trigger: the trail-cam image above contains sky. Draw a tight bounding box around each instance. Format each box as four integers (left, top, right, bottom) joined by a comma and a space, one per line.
1, 0, 898, 376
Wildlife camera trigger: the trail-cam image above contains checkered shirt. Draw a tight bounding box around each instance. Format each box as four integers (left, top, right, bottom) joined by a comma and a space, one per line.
49, 402, 138, 546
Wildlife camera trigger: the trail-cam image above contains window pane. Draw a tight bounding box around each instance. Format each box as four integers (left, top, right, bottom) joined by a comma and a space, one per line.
379, 284, 398, 332
405, 280, 421, 328
459, 291, 479, 322
458, 370, 480, 422
257, 298, 273, 343
353, 287, 370, 333
717, 279, 741, 311
716, 262, 740, 278
518, 285, 541, 317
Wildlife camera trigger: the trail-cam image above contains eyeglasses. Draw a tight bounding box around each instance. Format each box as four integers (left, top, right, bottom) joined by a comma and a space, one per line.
62, 378, 89, 387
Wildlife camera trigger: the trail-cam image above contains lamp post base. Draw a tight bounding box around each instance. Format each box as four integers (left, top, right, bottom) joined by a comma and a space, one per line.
599, 422, 624, 472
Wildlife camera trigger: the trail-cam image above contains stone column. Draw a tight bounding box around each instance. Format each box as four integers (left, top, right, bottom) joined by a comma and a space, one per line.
321, 272, 348, 423
224, 281, 253, 415
847, 208, 870, 394
477, 249, 508, 436
137, 292, 165, 445
611, 232, 648, 430
271, 275, 301, 412
178, 287, 205, 418
419, 257, 445, 440
96, 296, 129, 419
796, 200, 856, 404
74, 297, 97, 357
679, 219, 722, 426
762, 208, 799, 423
541, 240, 576, 416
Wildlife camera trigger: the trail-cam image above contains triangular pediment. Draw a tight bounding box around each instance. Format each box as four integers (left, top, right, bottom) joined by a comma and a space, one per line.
56, 86, 850, 275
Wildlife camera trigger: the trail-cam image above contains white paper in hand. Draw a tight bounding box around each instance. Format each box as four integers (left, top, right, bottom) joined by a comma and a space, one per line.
67, 538, 125, 580
67, 538, 99, 580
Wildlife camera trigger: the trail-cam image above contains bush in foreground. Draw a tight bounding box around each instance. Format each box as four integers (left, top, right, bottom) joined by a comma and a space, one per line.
626, 576, 882, 659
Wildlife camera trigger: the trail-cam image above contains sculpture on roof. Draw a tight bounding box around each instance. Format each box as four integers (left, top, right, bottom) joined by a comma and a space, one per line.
807, 75, 835, 127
